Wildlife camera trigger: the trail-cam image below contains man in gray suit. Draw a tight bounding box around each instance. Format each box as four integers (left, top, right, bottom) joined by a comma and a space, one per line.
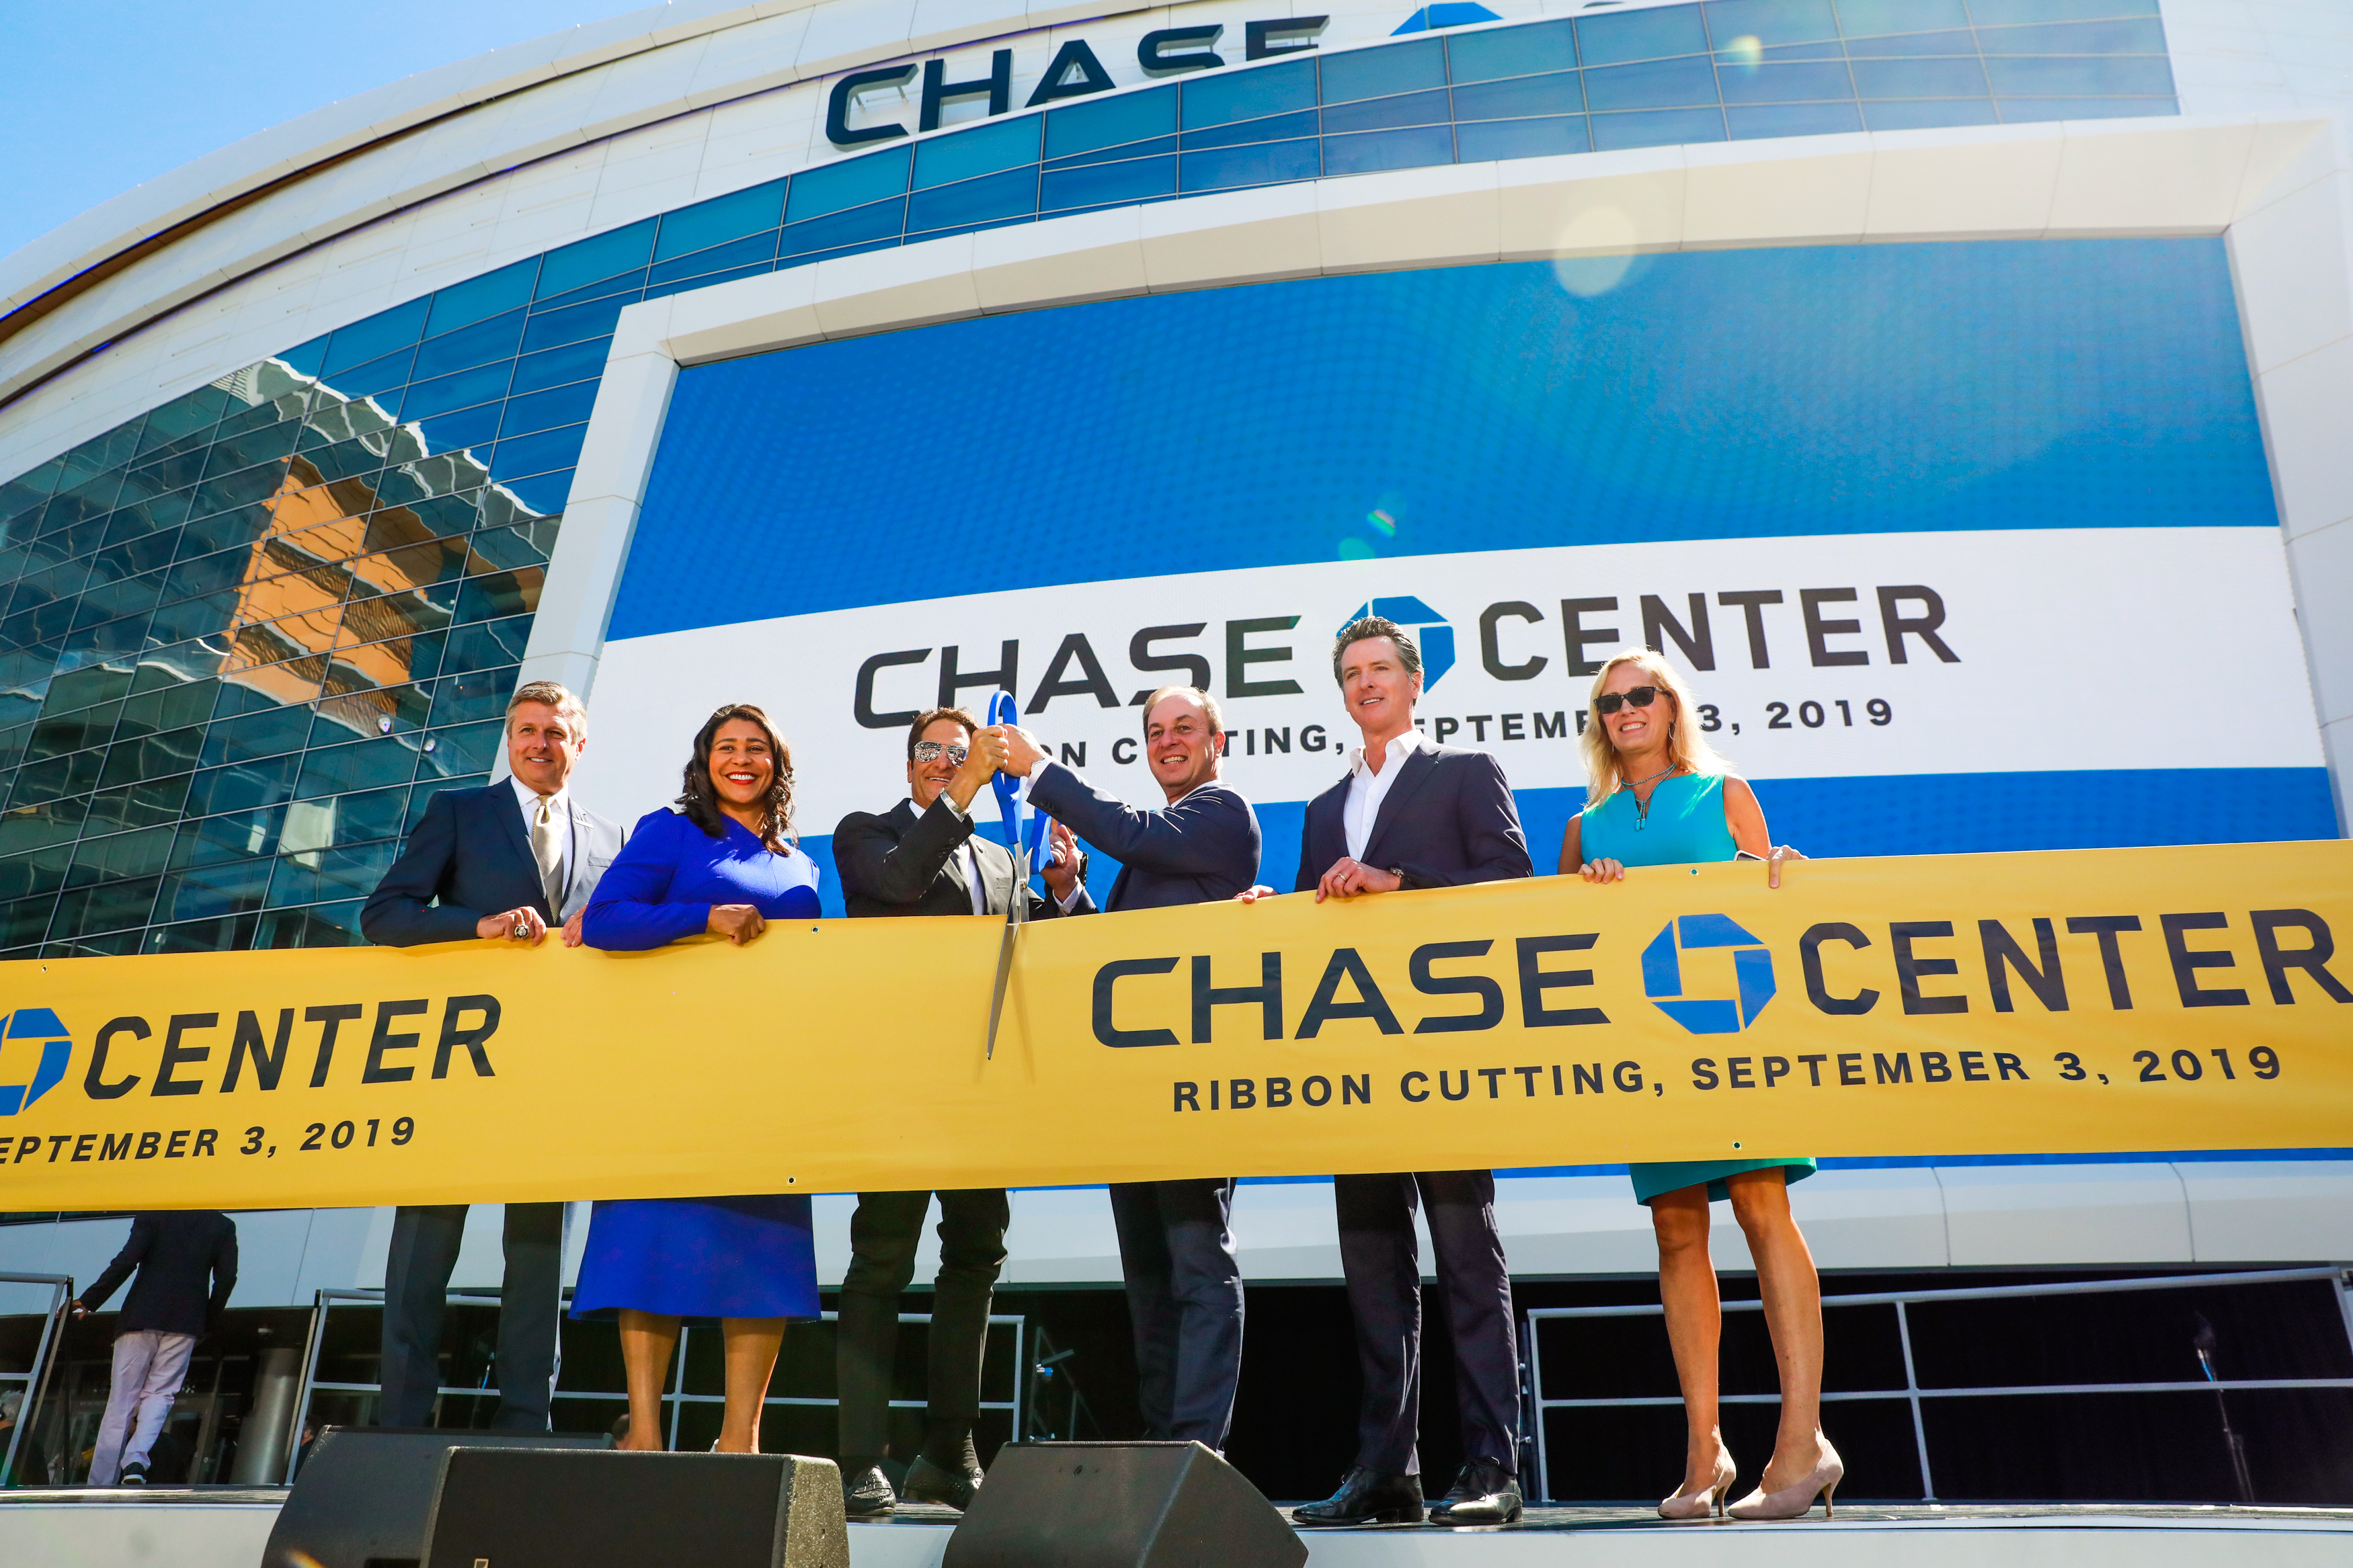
360, 679, 625, 1429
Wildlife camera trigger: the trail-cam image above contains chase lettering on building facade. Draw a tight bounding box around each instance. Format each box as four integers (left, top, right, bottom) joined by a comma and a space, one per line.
828, 17, 1334, 147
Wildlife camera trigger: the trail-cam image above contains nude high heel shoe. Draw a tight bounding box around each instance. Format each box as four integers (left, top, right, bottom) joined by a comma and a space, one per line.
1657, 1452, 1737, 1520
1726, 1440, 1841, 1520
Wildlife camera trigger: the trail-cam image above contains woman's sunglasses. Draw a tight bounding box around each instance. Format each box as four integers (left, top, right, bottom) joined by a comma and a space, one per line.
1593, 686, 1663, 716
911, 740, 969, 765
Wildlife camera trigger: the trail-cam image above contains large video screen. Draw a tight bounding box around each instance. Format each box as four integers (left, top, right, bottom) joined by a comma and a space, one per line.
592, 239, 2329, 913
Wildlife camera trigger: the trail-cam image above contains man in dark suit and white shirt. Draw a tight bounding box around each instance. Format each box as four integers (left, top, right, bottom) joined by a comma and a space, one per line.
359, 679, 625, 1430
1001, 686, 1261, 1455
830, 707, 1087, 1516
1252, 616, 1533, 1527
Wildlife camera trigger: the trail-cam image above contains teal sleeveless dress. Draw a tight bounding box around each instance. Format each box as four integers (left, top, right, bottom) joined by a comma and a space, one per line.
1579, 772, 1817, 1206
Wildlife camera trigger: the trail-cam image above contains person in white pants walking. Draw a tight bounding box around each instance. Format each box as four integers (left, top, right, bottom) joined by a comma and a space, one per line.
75, 1212, 237, 1486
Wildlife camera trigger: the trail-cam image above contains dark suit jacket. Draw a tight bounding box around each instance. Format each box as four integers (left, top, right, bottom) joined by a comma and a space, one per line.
81, 1212, 238, 1338
1025, 763, 1260, 912
1295, 741, 1533, 893
360, 782, 626, 946
834, 795, 1092, 919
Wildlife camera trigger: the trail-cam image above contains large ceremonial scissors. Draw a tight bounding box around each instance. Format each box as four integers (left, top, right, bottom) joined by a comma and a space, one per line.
982, 691, 1051, 1060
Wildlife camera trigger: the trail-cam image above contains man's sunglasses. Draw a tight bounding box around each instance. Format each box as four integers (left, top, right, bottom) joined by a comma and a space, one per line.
911, 740, 969, 766
1593, 686, 1664, 716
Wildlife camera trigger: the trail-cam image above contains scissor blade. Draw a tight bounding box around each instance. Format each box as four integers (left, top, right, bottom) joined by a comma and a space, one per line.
984, 848, 1028, 1061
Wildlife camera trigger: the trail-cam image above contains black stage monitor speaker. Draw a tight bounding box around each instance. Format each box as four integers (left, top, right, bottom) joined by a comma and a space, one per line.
420, 1448, 848, 1568
262, 1426, 612, 1568
944, 1442, 1307, 1568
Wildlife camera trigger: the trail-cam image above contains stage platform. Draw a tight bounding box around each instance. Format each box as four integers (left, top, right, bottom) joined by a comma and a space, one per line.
4, 1487, 2349, 1567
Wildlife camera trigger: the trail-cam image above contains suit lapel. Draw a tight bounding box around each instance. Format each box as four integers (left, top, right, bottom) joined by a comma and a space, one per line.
563, 802, 601, 906
1304, 776, 1352, 880
907, 799, 977, 908
487, 784, 549, 912
1361, 746, 1442, 868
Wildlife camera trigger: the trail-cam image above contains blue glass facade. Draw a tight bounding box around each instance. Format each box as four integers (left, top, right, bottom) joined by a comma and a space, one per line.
0, 0, 2176, 958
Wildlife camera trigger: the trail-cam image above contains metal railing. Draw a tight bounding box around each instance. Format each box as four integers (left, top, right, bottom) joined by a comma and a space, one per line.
292, 1288, 1023, 1475
0, 1273, 71, 1487
1525, 1265, 2353, 1502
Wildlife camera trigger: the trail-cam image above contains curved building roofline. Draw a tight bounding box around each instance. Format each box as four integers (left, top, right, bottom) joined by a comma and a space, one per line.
0, 0, 803, 317
0, 0, 1156, 405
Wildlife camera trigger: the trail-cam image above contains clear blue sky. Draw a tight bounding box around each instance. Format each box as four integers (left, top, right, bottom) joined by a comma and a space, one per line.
0, 0, 621, 265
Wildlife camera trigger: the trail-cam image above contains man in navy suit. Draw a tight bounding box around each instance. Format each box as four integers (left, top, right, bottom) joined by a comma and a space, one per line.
360, 679, 625, 1430
1267, 616, 1533, 1528
1004, 687, 1261, 1454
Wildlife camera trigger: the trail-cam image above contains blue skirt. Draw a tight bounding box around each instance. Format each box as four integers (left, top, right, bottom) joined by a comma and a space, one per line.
1630, 1159, 1817, 1206
571, 1195, 819, 1322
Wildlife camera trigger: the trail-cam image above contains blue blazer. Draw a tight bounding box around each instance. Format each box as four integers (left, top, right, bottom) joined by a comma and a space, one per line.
1294, 743, 1533, 893
361, 782, 627, 946
1026, 762, 1260, 911
584, 808, 824, 950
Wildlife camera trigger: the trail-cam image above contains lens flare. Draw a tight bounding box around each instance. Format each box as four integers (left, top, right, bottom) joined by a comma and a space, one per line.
1549, 204, 1642, 298
1366, 508, 1397, 536
1722, 33, 1763, 67
1337, 538, 1378, 561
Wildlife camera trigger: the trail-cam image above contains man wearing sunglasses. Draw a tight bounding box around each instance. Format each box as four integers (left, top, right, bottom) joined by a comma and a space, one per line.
1246, 614, 1534, 1529
830, 706, 1086, 1518
998, 686, 1261, 1459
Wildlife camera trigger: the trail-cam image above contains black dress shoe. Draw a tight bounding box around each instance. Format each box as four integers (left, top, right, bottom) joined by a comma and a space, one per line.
902, 1452, 983, 1510
1427, 1459, 1523, 1525
842, 1462, 896, 1518
1292, 1468, 1425, 1526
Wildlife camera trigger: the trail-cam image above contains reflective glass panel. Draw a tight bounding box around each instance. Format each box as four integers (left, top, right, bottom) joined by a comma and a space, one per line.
1045, 87, 1179, 159
536, 219, 657, 300
1322, 38, 1445, 102
915, 116, 1043, 188
787, 148, 912, 222
654, 181, 789, 260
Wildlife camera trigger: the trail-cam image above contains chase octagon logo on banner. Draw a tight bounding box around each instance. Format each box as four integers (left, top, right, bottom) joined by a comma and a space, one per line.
1643, 916, 1777, 1036
0, 1007, 72, 1116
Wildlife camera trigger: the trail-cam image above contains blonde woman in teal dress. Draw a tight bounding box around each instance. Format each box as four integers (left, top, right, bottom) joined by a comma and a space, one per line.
1558, 647, 1840, 1523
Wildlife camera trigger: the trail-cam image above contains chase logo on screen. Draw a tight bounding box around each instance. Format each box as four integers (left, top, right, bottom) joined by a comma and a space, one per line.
1341, 597, 1455, 689
0, 1009, 73, 1116
1642, 917, 1776, 1036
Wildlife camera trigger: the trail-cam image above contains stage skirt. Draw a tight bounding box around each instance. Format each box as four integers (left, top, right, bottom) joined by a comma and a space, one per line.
571, 1194, 819, 1321
1629, 1159, 1819, 1206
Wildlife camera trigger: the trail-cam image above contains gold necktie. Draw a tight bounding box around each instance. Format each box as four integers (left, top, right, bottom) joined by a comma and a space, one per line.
532, 794, 565, 915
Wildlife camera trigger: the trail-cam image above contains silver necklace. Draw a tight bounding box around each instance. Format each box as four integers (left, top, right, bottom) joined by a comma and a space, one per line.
1626, 764, 1679, 830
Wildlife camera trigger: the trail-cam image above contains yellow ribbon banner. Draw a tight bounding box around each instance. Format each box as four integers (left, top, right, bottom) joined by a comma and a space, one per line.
1, 841, 2347, 1210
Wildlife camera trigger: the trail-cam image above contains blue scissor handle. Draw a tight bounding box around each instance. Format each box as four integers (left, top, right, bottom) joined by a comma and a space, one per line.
986, 690, 1023, 851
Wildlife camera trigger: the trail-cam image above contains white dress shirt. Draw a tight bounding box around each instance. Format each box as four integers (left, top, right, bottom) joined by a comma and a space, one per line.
918, 795, 993, 914
928, 790, 1084, 912
1343, 727, 1424, 862
510, 774, 571, 886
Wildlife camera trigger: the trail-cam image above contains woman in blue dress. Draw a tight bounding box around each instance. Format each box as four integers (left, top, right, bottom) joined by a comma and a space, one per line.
1559, 649, 1839, 1523
574, 703, 822, 1453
